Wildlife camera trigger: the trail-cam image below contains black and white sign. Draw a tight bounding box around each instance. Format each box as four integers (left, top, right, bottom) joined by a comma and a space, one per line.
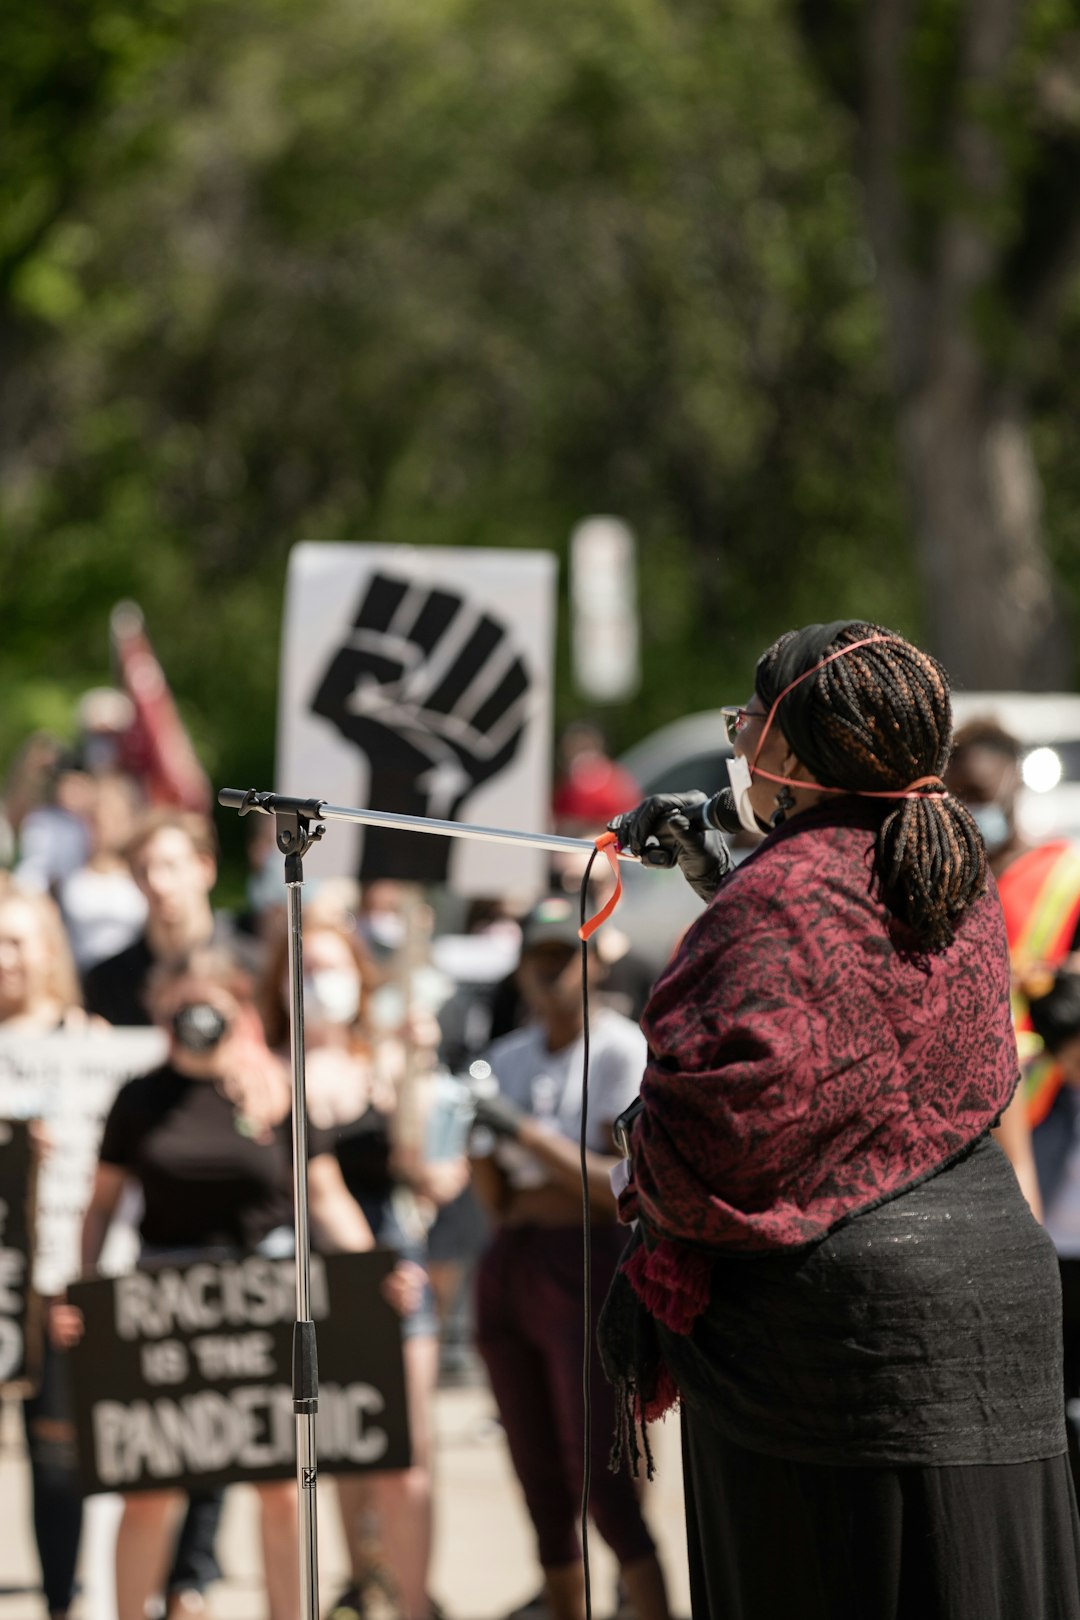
0, 1120, 36, 1391
0, 1030, 168, 1293
69, 1250, 410, 1494
278, 544, 556, 895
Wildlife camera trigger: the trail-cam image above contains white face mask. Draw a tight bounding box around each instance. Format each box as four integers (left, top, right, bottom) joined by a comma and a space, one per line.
726, 753, 765, 835
303, 969, 360, 1025
964, 801, 1010, 855
363, 913, 406, 951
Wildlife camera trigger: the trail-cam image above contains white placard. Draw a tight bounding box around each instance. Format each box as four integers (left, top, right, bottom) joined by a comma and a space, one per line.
0, 1029, 168, 1293
277, 543, 557, 898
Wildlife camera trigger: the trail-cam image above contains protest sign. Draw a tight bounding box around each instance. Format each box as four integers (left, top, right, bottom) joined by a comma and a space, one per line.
278, 543, 556, 896
69, 1250, 410, 1494
0, 1119, 37, 1391
0, 1029, 168, 1293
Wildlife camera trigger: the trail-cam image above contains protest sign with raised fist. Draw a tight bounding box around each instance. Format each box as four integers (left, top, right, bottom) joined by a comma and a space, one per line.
279, 545, 556, 895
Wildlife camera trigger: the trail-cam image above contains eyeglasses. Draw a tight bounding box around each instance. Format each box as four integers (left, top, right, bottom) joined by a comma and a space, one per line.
720, 705, 769, 745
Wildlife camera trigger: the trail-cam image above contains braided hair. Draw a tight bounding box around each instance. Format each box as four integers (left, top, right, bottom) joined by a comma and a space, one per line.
755, 622, 987, 951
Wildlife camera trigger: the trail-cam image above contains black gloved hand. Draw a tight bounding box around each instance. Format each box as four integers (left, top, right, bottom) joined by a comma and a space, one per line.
473, 1091, 526, 1140
609, 792, 733, 903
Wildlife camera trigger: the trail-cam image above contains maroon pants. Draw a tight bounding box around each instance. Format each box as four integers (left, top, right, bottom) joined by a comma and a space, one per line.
476, 1222, 657, 1570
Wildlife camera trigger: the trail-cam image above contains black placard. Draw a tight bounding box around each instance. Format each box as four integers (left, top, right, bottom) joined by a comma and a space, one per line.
69, 1249, 410, 1494
0, 1118, 38, 1393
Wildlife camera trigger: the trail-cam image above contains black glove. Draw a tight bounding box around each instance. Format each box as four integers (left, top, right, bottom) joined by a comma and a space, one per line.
609, 791, 733, 903
473, 1091, 526, 1140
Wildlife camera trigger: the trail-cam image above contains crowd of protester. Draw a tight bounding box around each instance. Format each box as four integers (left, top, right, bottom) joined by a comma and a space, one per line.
10, 690, 1080, 1620
0, 695, 658, 1620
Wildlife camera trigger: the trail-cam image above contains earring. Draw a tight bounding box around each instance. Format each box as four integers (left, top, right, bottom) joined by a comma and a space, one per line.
771, 784, 796, 827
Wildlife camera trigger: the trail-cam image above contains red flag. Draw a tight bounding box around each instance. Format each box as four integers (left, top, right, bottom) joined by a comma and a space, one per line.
111, 600, 212, 814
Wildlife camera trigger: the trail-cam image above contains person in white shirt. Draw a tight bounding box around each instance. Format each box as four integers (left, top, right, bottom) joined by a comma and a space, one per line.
470, 896, 671, 1620
59, 773, 147, 971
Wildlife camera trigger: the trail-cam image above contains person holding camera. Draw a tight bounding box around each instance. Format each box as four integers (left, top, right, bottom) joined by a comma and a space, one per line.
65, 947, 413, 1620
470, 896, 672, 1620
80, 807, 242, 1614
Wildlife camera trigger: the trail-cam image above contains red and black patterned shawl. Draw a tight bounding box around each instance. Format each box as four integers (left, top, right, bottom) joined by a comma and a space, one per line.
620, 800, 1020, 1274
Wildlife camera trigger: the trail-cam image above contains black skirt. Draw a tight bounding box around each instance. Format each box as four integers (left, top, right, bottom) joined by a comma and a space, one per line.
661, 1134, 1066, 1466
682, 1416, 1080, 1620
659, 1133, 1080, 1616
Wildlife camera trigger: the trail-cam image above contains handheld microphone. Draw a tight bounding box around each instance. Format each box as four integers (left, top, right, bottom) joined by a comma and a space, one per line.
694, 787, 742, 835
641, 787, 741, 867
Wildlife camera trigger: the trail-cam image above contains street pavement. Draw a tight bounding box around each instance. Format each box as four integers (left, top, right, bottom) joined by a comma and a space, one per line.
0, 1378, 691, 1620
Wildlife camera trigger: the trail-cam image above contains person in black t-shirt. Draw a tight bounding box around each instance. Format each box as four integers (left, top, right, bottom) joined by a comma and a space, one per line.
67, 947, 402, 1620
80, 808, 238, 1617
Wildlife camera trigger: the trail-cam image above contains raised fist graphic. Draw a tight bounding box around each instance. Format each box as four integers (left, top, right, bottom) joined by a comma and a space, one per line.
310, 572, 532, 881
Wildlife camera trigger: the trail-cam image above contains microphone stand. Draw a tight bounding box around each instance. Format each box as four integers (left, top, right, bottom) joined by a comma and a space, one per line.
217, 786, 639, 1620
265, 797, 324, 1620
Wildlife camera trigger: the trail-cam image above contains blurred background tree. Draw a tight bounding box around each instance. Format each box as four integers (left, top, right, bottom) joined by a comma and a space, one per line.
801, 0, 1080, 687
1, 0, 1079, 805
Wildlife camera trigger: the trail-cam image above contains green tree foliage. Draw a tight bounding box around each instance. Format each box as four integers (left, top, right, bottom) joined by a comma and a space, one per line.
5, 0, 1025, 812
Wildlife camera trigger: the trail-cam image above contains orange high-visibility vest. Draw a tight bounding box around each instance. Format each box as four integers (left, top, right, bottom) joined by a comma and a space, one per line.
999, 842, 1080, 1124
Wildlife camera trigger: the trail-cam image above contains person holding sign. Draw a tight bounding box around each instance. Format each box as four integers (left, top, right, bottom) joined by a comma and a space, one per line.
81, 806, 237, 1615
66, 947, 415, 1620
0, 883, 95, 1620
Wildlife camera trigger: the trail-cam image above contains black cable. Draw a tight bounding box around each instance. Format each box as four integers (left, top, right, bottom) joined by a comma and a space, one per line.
578, 847, 601, 1620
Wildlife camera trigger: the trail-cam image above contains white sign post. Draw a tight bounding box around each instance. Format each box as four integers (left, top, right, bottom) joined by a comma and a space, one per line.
278, 544, 557, 898
570, 517, 640, 704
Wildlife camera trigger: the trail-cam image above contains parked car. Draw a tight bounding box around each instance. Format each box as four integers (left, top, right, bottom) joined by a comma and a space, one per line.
619, 712, 733, 802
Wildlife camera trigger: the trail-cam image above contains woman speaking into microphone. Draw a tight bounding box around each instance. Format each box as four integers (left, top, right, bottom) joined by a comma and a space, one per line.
605, 621, 1080, 1620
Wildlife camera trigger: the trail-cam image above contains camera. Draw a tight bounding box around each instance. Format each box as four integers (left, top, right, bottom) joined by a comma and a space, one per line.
424, 1060, 499, 1161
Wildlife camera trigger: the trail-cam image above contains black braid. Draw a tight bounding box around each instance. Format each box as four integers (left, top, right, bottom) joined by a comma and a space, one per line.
757, 622, 987, 951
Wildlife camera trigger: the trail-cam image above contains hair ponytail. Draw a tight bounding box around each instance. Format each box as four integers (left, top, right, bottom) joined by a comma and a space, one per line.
876, 791, 987, 952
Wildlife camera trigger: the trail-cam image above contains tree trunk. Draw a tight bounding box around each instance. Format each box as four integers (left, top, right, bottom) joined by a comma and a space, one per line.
897, 376, 1071, 689
855, 0, 1074, 691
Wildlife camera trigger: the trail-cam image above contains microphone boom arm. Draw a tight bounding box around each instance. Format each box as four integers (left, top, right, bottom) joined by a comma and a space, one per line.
218, 786, 644, 861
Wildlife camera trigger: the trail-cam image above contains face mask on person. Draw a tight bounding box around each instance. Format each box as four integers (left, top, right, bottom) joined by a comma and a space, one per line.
172, 1002, 229, 1053
362, 913, 405, 952
726, 754, 767, 835
964, 801, 1010, 854
303, 969, 360, 1025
